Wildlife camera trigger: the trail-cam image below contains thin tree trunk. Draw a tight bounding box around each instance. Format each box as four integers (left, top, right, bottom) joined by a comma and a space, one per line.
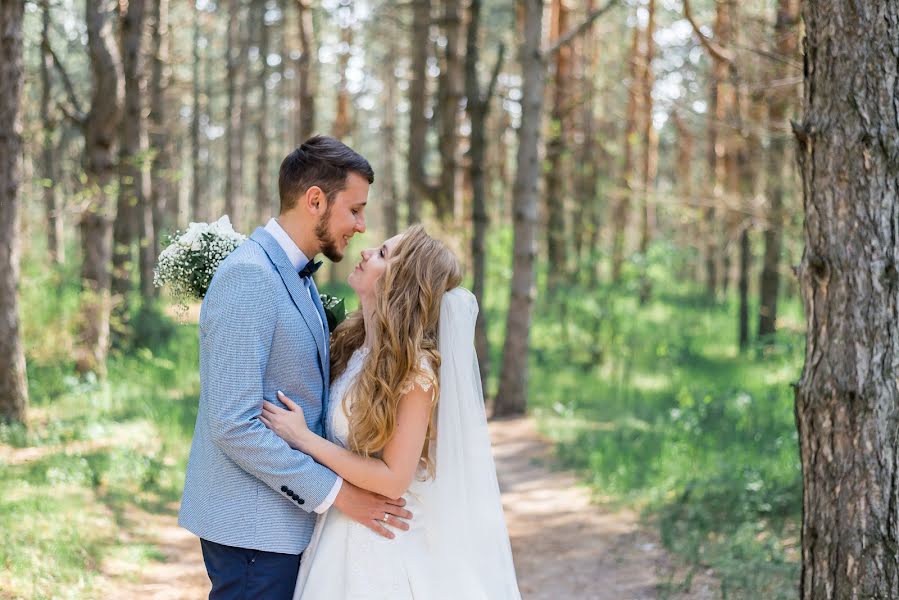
465, 0, 503, 398
795, 2, 899, 597
637, 0, 656, 304
381, 16, 399, 236
0, 0, 29, 423
78, 0, 124, 376
296, 0, 316, 141
113, 0, 152, 311
435, 0, 463, 221
39, 0, 64, 265
225, 0, 243, 227
610, 22, 640, 283
333, 13, 352, 140
406, 0, 430, 224
544, 0, 570, 295
494, 0, 545, 417
149, 0, 171, 259
255, 0, 271, 224
758, 0, 800, 339
190, 2, 204, 222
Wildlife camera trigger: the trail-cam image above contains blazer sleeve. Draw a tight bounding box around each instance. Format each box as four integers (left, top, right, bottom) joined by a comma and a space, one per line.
199, 260, 338, 512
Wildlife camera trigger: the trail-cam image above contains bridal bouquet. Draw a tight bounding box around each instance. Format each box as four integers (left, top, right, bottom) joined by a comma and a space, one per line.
154, 215, 247, 311
154, 215, 346, 329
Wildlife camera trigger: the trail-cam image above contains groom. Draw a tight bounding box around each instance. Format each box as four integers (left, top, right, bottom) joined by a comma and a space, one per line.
179, 136, 411, 599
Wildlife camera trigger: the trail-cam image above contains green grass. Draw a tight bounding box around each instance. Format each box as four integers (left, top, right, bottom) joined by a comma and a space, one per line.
478, 236, 803, 599
2, 251, 200, 599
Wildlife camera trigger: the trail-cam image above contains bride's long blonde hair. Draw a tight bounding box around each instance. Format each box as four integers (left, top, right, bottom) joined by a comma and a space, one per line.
329, 225, 462, 471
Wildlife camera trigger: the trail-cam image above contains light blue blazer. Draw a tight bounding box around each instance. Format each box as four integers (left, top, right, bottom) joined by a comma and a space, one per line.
178, 227, 338, 555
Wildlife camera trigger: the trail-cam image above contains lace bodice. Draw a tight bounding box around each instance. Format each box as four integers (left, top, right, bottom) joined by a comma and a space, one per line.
326, 347, 434, 448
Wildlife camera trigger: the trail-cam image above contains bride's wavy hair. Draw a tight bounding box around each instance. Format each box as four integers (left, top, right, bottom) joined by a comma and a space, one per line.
329, 225, 462, 473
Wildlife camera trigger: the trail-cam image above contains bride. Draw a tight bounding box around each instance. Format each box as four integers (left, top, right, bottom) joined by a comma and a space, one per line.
260, 225, 521, 599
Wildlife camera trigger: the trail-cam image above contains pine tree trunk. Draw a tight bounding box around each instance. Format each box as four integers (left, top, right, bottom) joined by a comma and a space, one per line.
544, 0, 570, 295
494, 0, 545, 417
611, 22, 641, 283
380, 16, 399, 236
795, 2, 899, 597
225, 0, 243, 228
78, 0, 123, 377
296, 0, 316, 141
0, 0, 29, 423
333, 16, 352, 140
255, 0, 271, 224
149, 0, 172, 261
190, 3, 204, 222
406, 0, 430, 224
758, 0, 800, 339
39, 0, 64, 265
435, 0, 463, 221
637, 0, 657, 304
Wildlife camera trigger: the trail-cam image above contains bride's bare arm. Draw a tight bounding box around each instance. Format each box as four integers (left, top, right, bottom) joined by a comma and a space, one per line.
260, 386, 433, 499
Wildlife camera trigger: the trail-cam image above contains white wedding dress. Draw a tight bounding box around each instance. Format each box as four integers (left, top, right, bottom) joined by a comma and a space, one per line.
293, 347, 438, 599
293, 288, 521, 600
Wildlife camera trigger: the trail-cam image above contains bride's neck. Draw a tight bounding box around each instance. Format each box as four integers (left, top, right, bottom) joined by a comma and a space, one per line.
360, 299, 376, 349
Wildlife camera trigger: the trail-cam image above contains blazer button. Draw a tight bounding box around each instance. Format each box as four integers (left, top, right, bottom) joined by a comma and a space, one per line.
298, 498, 305, 505
285, 488, 294, 495
281, 486, 288, 493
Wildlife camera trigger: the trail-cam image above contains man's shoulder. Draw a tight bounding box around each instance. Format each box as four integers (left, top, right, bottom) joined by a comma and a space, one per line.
207, 242, 279, 298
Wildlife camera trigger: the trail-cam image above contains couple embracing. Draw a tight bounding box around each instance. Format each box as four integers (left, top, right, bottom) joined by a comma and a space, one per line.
178, 136, 521, 599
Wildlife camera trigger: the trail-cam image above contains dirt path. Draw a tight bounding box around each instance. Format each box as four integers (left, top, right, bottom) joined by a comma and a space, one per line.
114, 417, 715, 599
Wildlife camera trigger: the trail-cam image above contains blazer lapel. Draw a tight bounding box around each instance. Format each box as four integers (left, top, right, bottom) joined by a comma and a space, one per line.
250, 228, 329, 368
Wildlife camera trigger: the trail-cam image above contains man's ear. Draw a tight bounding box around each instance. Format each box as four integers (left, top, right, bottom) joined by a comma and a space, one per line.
301, 185, 324, 215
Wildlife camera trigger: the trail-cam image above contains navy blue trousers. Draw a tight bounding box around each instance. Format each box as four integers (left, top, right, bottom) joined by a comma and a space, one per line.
200, 538, 301, 600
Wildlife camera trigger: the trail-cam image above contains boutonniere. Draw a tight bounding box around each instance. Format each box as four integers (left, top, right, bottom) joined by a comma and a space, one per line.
319, 294, 346, 333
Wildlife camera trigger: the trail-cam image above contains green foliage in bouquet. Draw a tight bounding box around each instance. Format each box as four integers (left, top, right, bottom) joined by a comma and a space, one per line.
320, 294, 347, 332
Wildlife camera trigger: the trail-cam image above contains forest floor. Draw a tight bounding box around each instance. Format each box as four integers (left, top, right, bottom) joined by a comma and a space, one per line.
86, 417, 718, 599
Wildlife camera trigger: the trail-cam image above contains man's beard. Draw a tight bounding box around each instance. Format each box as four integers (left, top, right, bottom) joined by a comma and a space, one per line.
314, 203, 342, 262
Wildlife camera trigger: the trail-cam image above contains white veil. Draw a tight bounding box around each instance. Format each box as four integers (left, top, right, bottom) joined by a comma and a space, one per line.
421, 287, 522, 599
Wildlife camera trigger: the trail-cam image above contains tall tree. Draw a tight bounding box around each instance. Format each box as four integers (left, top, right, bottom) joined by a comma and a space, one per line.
495, 0, 617, 416
406, 0, 431, 224
255, 0, 271, 224
190, 1, 205, 222
544, 0, 571, 294
757, 0, 800, 339
112, 0, 153, 311
78, 0, 124, 376
332, 5, 353, 141
494, 0, 546, 417
795, 2, 899, 597
225, 0, 245, 228
39, 0, 64, 265
636, 0, 657, 304
0, 0, 29, 423
435, 0, 464, 220
295, 0, 316, 140
149, 0, 173, 253
465, 0, 503, 394
379, 9, 399, 236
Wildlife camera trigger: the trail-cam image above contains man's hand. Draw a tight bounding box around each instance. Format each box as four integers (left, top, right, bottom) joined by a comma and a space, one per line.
332, 480, 412, 539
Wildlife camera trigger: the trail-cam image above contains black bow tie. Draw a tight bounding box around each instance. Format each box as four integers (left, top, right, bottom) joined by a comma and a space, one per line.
298, 259, 323, 279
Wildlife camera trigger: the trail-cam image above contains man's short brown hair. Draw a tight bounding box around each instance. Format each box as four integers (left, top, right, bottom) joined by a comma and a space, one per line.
278, 136, 375, 213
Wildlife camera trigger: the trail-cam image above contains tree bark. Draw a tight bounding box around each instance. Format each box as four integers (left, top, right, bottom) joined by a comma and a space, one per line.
406, 0, 430, 224
149, 0, 172, 260
435, 0, 463, 221
465, 0, 502, 398
380, 13, 399, 237
77, 0, 124, 377
332, 12, 353, 141
113, 0, 153, 309
190, 2, 204, 222
255, 0, 271, 224
758, 0, 800, 339
610, 21, 640, 283
795, 2, 899, 598
494, 0, 545, 417
296, 0, 316, 141
0, 0, 29, 423
544, 0, 571, 295
39, 0, 64, 265
225, 0, 245, 228
637, 0, 657, 304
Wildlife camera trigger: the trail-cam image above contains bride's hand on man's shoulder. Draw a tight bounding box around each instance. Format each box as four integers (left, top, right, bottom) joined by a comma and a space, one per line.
260, 391, 313, 450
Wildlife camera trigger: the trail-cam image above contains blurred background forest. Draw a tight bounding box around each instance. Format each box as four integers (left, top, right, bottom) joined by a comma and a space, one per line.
2, 0, 805, 597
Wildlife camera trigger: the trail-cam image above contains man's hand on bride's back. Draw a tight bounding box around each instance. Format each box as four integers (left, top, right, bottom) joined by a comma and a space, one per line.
333, 481, 412, 539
